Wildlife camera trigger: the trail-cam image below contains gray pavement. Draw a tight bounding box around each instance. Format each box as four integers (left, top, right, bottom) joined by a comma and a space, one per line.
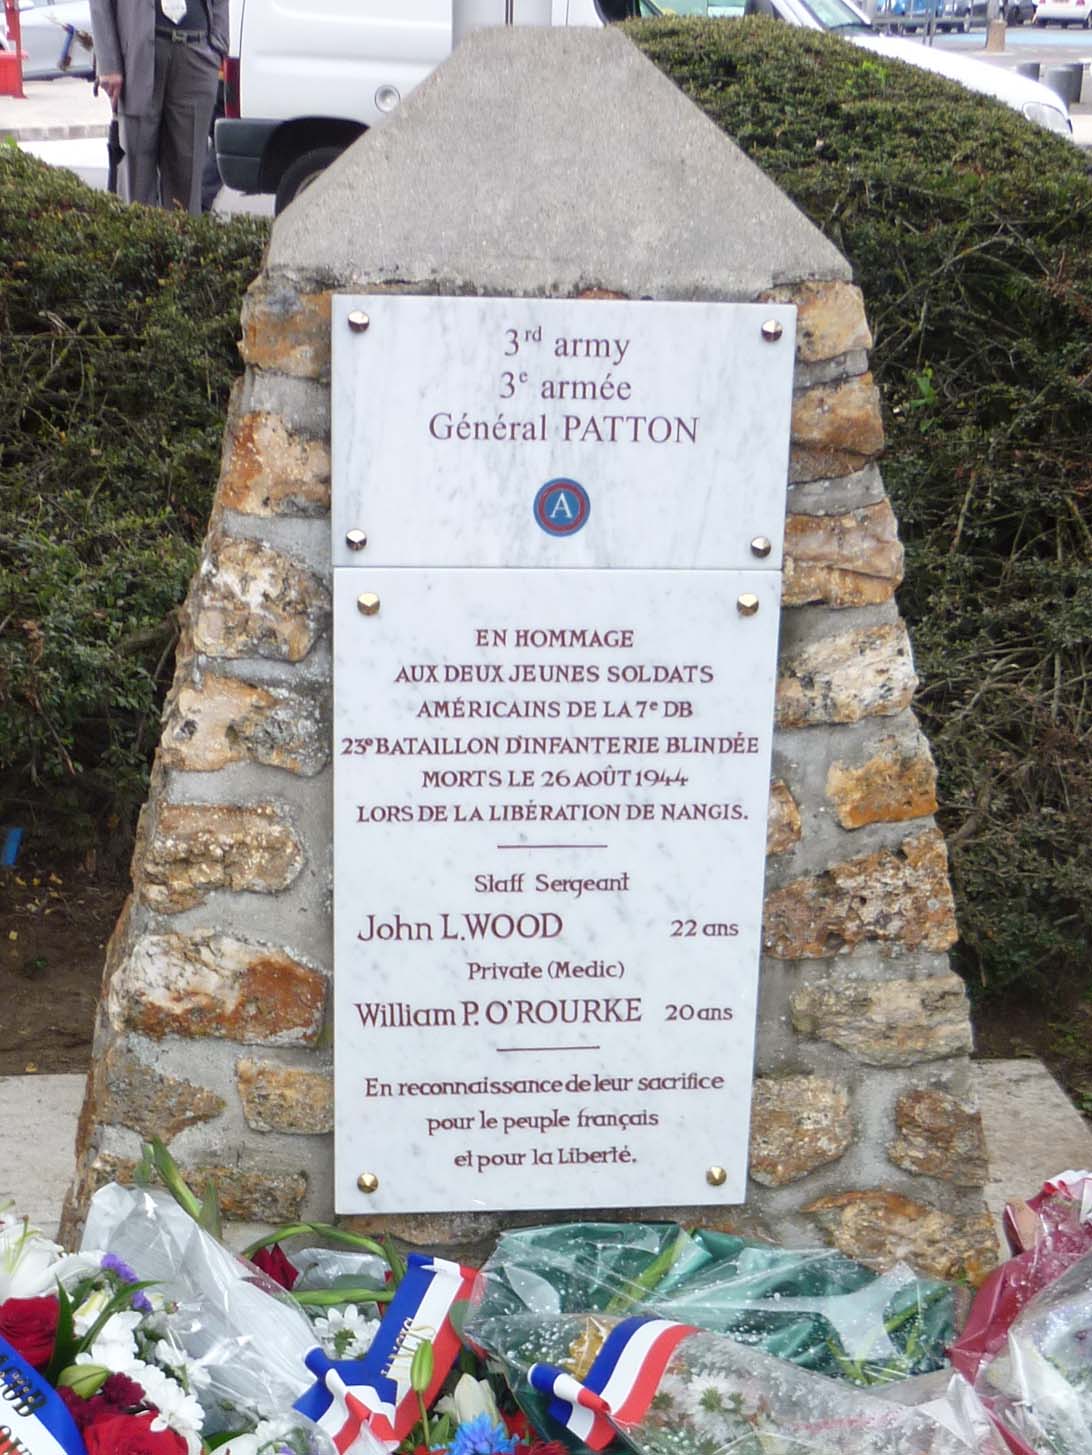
3, 1059, 1089, 1247
0, 76, 272, 215
0, 74, 109, 140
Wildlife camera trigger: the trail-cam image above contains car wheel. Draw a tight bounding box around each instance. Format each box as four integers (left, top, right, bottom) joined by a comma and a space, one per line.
274, 145, 346, 215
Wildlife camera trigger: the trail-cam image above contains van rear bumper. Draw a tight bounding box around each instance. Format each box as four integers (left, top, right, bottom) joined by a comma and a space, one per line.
215, 117, 278, 194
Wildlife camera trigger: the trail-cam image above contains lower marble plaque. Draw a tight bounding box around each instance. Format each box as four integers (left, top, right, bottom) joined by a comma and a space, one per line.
333, 567, 780, 1213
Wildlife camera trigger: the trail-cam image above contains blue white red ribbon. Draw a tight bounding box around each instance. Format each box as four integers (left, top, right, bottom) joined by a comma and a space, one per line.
0, 1333, 87, 1455
529, 1315, 697, 1450
294, 1254, 476, 1453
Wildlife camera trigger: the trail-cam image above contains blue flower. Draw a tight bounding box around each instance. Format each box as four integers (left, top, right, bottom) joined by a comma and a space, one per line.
449, 1414, 517, 1455
101, 1252, 138, 1283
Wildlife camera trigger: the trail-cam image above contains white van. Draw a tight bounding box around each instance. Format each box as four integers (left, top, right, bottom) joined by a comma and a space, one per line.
215, 1, 659, 213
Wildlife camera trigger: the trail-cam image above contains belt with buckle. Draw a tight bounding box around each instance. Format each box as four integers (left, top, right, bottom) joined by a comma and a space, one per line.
155, 27, 205, 44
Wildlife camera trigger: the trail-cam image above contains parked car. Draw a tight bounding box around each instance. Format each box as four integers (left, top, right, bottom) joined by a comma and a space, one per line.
966, 0, 1036, 24
744, 0, 1073, 133
1033, 0, 1091, 24
938, 0, 971, 32
875, 0, 951, 32
16, 0, 93, 81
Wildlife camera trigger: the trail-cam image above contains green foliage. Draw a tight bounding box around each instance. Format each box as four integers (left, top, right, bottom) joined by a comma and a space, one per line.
0, 147, 268, 860
628, 18, 1092, 1001
5, 28, 1092, 1012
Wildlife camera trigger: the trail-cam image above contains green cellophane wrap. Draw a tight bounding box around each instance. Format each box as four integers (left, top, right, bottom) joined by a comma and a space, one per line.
473, 1222, 956, 1384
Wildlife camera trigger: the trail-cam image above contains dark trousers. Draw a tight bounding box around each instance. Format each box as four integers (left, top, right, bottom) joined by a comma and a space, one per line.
121, 35, 219, 214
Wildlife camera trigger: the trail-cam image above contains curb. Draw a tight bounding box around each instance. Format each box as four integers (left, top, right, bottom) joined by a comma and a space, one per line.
1, 123, 109, 141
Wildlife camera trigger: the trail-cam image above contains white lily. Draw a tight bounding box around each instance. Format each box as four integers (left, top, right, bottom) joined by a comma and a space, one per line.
435, 1372, 501, 1425
0, 1220, 97, 1300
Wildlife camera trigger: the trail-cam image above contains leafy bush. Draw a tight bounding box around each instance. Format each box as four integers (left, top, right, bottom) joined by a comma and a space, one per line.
4, 27, 1092, 1009
628, 18, 1092, 1001
0, 144, 268, 861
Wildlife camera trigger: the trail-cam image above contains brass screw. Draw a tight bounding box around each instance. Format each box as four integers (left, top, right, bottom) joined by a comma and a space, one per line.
357, 1171, 380, 1194
347, 310, 371, 333
737, 594, 760, 617
706, 1166, 728, 1187
760, 319, 783, 343
750, 536, 772, 558
345, 528, 368, 551
357, 592, 381, 616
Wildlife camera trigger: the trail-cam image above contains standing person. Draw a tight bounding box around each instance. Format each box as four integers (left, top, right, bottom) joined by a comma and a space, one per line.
89, 0, 228, 215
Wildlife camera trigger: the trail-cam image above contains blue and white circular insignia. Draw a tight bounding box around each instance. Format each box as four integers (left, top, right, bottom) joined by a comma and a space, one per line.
534, 478, 590, 537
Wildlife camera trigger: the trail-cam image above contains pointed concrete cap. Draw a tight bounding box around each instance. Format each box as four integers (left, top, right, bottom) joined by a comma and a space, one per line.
267, 26, 850, 297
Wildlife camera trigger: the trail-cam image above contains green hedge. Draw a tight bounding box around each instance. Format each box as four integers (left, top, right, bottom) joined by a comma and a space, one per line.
0, 144, 268, 861
3, 22, 1092, 1005
627, 18, 1092, 1000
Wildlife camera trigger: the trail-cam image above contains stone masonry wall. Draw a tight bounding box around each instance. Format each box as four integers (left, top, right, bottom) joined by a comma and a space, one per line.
63, 27, 995, 1282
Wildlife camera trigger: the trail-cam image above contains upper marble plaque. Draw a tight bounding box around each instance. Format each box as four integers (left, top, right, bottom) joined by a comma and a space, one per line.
331, 296, 796, 571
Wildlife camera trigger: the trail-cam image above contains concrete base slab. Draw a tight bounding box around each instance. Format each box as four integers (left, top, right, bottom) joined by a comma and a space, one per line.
0, 1074, 84, 1240
4, 1060, 1091, 1253
976, 1057, 1092, 1248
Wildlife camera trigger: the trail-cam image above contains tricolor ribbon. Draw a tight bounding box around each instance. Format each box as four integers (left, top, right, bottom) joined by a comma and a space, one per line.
529, 1315, 697, 1450
0, 1333, 87, 1455
294, 1254, 476, 1453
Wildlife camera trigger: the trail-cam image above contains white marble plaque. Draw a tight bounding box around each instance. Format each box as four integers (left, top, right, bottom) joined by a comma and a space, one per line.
333, 568, 781, 1213
332, 296, 795, 1214
331, 296, 796, 571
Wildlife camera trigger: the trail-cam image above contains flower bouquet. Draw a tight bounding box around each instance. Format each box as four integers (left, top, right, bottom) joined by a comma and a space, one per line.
471, 1221, 958, 1388
0, 1143, 496, 1455
976, 1246, 1092, 1455
464, 1308, 1006, 1455
0, 1196, 306, 1455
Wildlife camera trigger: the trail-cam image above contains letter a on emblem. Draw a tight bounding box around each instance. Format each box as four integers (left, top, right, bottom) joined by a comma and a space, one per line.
534, 478, 591, 537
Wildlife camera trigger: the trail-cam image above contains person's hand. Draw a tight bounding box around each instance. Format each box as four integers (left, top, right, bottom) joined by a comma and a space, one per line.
99, 72, 123, 105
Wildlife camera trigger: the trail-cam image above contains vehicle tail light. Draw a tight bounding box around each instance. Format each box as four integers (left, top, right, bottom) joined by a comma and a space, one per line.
224, 55, 240, 118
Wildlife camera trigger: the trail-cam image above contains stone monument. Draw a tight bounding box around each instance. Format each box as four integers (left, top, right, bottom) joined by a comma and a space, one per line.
63, 26, 996, 1281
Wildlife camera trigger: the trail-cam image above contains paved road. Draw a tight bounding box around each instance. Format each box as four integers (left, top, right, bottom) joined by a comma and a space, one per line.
907, 22, 1092, 79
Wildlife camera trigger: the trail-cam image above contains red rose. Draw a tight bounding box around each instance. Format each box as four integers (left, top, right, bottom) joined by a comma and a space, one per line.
0, 1295, 59, 1368
250, 1243, 298, 1290
82, 1413, 188, 1455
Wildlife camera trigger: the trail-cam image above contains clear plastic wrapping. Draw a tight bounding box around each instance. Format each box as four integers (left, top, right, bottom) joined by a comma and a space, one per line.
468, 1308, 1005, 1455
977, 1247, 1092, 1455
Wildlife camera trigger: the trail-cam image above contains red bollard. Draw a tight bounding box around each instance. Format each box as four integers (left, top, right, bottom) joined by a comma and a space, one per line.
1, 0, 25, 98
